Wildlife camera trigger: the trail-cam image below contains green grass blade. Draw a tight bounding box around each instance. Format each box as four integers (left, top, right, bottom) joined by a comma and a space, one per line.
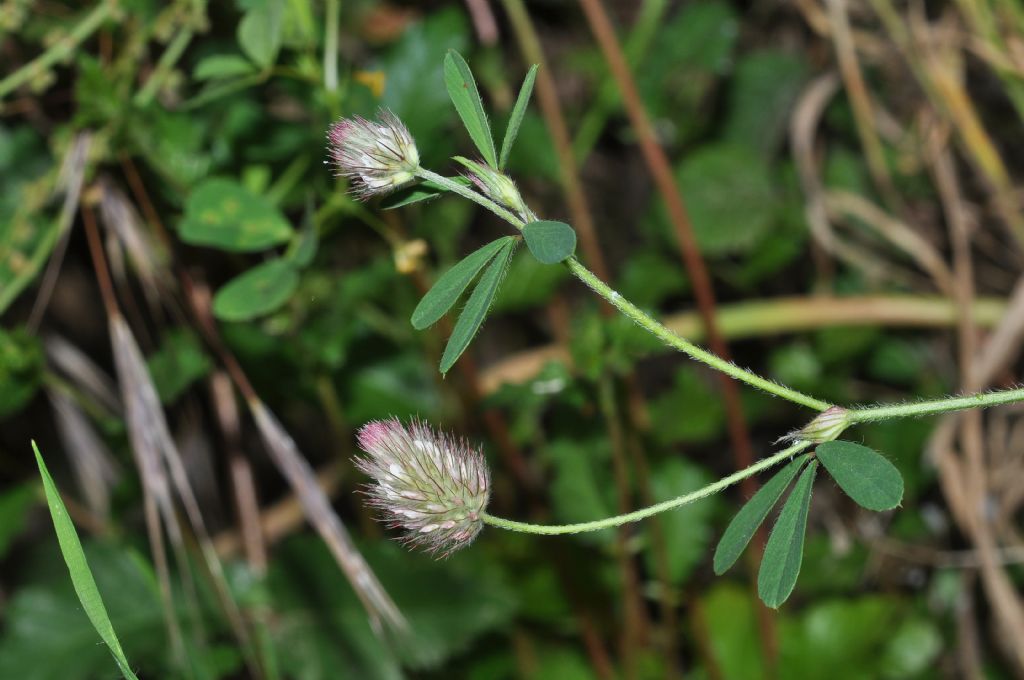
499, 64, 538, 169
713, 455, 807, 575
439, 239, 516, 374
758, 460, 817, 609
32, 441, 140, 680
816, 440, 903, 511
443, 49, 497, 167
412, 236, 514, 330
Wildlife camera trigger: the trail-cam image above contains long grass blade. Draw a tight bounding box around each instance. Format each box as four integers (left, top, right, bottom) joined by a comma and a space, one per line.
33, 441, 140, 680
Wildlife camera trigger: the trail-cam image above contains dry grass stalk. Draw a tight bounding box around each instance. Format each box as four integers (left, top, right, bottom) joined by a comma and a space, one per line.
96, 176, 171, 309
47, 388, 120, 523
27, 133, 92, 330
248, 398, 406, 633
44, 334, 121, 415
109, 313, 260, 674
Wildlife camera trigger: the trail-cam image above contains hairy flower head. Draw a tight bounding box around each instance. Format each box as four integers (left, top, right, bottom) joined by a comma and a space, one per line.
355, 418, 490, 556
327, 109, 420, 199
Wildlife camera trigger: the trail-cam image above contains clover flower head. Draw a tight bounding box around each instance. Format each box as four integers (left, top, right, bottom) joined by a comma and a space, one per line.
327, 109, 420, 199
355, 418, 490, 556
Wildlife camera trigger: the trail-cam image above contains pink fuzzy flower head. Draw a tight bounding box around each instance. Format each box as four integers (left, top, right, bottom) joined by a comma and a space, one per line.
327, 109, 420, 199
354, 418, 490, 557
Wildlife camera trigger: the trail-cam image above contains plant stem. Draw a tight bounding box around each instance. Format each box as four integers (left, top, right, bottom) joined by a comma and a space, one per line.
566, 257, 832, 411
323, 0, 340, 92
0, 0, 116, 99
414, 168, 525, 227
849, 387, 1024, 422
134, 27, 195, 107
482, 442, 812, 535
418, 166, 831, 411
421, 162, 1024, 420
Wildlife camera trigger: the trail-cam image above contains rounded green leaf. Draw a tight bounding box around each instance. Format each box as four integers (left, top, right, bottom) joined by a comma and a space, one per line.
523, 220, 576, 264
440, 240, 516, 374
412, 237, 515, 330
816, 440, 904, 511
237, 0, 283, 69
670, 144, 776, 255
713, 456, 806, 575
758, 461, 817, 609
178, 178, 293, 252
213, 259, 299, 322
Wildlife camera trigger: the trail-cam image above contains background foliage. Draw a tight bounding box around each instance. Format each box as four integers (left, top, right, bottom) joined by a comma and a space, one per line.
2, 0, 1024, 677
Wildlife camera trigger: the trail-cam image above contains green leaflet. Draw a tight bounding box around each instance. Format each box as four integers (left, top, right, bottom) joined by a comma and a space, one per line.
522, 220, 576, 264
713, 455, 807, 575
439, 238, 517, 374
212, 258, 299, 321
816, 440, 904, 511
443, 50, 497, 167
758, 460, 817, 609
178, 177, 293, 252
499, 65, 538, 169
33, 442, 140, 680
412, 237, 516, 330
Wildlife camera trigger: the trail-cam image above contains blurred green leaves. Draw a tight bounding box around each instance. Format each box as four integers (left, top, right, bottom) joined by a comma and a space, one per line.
381, 8, 468, 159
237, 0, 284, 69
269, 537, 516, 677
213, 258, 300, 322
674, 144, 777, 255
0, 327, 43, 417
146, 328, 212, 404
648, 458, 718, 584
178, 178, 293, 252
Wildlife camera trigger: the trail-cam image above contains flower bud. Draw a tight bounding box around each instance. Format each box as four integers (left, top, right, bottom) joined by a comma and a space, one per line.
327, 109, 420, 199
454, 156, 530, 218
354, 418, 490, 556
796, 406, 851, 444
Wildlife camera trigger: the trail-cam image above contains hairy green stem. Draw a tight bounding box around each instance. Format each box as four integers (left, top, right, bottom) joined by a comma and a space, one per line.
414, 168, 526, 227
0, 0, 116, 99
566, 258, 832, 411
849, 387, 1024, 422
482, 442, 812, 534
420, 163, 1024, 421
417, 168, 830, 410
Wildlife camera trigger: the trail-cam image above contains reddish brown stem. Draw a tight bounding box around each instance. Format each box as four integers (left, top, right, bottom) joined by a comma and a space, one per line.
574, 0, 776, 668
